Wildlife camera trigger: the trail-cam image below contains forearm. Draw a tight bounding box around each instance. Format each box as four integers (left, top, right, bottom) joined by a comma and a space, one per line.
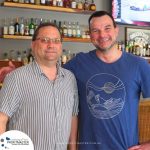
0, 112, 9, 135
68, 116, 78, 150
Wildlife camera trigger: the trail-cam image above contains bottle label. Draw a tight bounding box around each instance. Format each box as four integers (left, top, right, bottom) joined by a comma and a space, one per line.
29, 29, 34, 35
3, 26, 8, 35
9, 26, 15, 35
71, 2, 77, 9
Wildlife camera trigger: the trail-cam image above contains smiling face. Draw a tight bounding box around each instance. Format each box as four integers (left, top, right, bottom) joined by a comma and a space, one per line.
89, 15, 119, 53
31, 26, 62, 65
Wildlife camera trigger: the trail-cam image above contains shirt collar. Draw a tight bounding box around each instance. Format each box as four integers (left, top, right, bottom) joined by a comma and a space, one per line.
31, 60, 65, 78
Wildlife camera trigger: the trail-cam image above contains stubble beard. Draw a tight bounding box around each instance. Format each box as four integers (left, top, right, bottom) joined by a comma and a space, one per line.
94, 40, 117, 53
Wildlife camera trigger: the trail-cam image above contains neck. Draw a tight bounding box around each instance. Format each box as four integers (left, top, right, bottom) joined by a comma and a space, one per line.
96, 48, 122, 63
37, 60, 58, 81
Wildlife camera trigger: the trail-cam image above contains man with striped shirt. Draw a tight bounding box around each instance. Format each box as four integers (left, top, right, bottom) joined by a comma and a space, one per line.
0, 23, 78, 150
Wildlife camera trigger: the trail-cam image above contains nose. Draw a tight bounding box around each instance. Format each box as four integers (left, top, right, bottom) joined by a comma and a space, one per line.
47, 41, 55, 48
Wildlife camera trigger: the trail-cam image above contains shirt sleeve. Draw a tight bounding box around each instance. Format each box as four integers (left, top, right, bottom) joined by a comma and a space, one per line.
72, 74, 79, 116
0, 72, 20, 117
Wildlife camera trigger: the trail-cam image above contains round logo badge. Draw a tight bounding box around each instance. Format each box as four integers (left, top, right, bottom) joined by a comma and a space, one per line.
0, 130, 34, 150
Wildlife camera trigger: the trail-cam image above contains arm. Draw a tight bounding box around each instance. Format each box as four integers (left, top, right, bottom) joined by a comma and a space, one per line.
128, 142, 150, 150
68, 116, 78, 150
0, 112, 9, 135
0, 61, 15, 83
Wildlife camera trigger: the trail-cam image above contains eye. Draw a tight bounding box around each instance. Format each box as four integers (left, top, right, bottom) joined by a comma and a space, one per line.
91, 29, 99, 33
41, 38, 49, 43
55, 38, 61, 43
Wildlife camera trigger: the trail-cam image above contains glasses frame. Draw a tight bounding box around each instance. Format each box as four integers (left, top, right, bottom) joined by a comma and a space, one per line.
36, 37, 62, 44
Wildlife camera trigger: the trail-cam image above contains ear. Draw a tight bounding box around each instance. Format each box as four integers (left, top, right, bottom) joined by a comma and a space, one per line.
115, 26, 119, 36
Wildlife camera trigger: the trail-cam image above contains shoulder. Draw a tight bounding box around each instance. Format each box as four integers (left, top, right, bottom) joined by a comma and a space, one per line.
124, 52, 148, 65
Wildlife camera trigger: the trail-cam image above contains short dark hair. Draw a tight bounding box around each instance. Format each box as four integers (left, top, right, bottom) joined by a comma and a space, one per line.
32, 22, 62, 41
88, 10, 117, 28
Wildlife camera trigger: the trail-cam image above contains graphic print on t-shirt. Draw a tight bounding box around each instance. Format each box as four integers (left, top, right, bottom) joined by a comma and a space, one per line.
86, 73, 126, 119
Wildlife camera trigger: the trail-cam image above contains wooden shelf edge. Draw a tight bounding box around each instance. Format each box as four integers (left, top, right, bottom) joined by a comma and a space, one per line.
2, 2, 94, 14
2, 35, 32, 40
1, 35, 91, 43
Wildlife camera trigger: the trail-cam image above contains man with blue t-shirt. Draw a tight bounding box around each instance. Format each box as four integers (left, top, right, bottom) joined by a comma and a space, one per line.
64, 11, 150, 150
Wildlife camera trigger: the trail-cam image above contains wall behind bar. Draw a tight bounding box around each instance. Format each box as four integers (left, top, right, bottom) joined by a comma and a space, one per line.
0, 0, 111, 59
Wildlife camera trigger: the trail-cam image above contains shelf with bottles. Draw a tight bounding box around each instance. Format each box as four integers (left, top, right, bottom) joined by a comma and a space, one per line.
2, 1, 96, 14
1, 35, 91, 43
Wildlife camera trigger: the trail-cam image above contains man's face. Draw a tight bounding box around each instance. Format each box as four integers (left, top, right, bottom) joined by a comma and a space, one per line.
31, 26, 62, 64
89, 15, 119, 52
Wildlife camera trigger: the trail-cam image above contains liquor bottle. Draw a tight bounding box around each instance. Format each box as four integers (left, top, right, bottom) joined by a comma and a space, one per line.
3, 18, 8, 35
8, 18, 15, 35
67, 22, 72, 37
61, 49, 67, 65
62, 21, 68, 37
24, 0, 30, 3
24, 18, 29, 36
22, 51, 28, 65
41, 0, 46, 5
89, 0, 96, 11
19, 17, 25, 36
16, 51, 22, 62
30, 0, 35, 4
19, 0, 24, 3
72, 22, 76, 37
29, 18, 35, 36
14, 17, 20, 35
35, 0, 40, 5
77, 0, 83, 10
71, 0, 77, 9
13, 0, 19, 3
63, 0, 70, 8
58, 21, 63, 35
45, 0, 52, 5
52, 0, 57, 6
28, 49, 34, 63
57, 0, 63, 7
76, 22, 81, 38
3, 52, 9, 61
84, 0, 89, 10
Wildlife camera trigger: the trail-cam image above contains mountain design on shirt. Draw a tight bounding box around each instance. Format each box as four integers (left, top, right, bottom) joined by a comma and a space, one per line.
86, 73, 126, 119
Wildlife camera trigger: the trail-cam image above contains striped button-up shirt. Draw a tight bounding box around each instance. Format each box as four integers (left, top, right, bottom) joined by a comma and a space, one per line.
0, 61, 78, 150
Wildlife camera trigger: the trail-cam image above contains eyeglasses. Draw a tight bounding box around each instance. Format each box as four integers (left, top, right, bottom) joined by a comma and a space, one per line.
36, 37, 62, 44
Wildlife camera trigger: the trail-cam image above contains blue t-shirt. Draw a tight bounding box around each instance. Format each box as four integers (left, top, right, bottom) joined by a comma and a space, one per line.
64, 50, 150, 150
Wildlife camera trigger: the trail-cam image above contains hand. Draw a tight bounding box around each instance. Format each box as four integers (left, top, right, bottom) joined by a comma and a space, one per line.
128, 142, 150, 150
0, 61, 15, 82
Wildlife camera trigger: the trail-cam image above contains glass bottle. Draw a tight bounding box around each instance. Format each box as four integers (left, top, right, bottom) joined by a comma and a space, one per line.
19, 17, 25, 36
3, 18, 8, 35
22, 50, 28, 65
76, 22, 81, 38
67, 22, 72, 37
24, 18, 29, 36
71, 0, 77, 9
63, 0, 70, 8
40, 0, 46, 5
30, 0, 35, 4
58, 21, 63, 36
29, 18, 35, 36
16, 51, 22, 62
89, 0, 96, 11
72, 22, 76, 37
84, 0, 89, 10
77, 0, 83, 10
62, 21, 68, 37
14, 17, 20, 35
9, 18, 15, 35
